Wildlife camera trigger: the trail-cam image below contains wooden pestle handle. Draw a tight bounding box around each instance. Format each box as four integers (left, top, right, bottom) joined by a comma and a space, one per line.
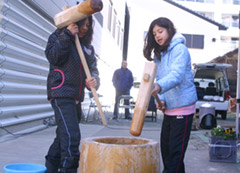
130, 63, 157, 136
153, 94, 162, 107
75, 35, 107, 126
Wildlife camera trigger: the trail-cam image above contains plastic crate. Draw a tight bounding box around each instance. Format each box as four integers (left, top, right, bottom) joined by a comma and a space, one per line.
209, 137, 238, 163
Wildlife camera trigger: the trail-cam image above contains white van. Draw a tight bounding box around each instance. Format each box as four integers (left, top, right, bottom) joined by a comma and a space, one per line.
193, 63, 232, 119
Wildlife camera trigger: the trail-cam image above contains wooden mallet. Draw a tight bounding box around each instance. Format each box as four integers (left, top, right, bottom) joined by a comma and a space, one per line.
130, 62, 161, 136
53, 0, 107, 126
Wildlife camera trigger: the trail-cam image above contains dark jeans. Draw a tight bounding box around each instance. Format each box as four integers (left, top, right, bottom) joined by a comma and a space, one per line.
161, 114, 193, 173
76, 102, 82, 123
45, 98, 81, 173
113, 90, 130, 118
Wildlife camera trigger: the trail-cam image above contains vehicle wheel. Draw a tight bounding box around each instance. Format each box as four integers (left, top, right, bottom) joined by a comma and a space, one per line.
221, 111, 227, 120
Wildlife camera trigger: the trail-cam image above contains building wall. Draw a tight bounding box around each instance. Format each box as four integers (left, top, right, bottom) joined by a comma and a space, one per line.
172, 0, 239, 53
91, 0, 127, 105
0, 0, 55, 136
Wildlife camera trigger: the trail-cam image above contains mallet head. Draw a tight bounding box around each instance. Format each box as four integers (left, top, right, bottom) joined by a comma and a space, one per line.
54, 0, 103, 28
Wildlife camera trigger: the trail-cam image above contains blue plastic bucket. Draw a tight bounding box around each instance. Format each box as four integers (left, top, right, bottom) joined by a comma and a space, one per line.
3, 163, 46, 173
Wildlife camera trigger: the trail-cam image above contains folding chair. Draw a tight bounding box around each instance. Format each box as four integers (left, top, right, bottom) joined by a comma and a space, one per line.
146, 96, 157, 122
86, 92, 111, 121
118, 95, 135, 118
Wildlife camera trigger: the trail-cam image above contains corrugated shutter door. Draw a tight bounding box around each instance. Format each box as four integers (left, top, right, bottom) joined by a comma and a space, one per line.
0, 0, 55, 136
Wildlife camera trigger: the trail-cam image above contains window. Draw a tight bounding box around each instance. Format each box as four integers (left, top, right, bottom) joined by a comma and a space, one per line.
198, 12, 214, 20
222, 14, 239, 28
182, 34, 204, 49
94, 12, 103, 27
117, 21, 121, 46
107, 2, 112, 31
120, 29, 124, 50
143, 31, 148, 40
112, 10, 117, 38
221, 36, 238, 49
206, 0, 214, 3
233, 0, 240, 5
222, 14, 232, 27
223, 0, 232, 4
232, 15, 239, 27
223, 0, 240, 5
231, 37, 239, 48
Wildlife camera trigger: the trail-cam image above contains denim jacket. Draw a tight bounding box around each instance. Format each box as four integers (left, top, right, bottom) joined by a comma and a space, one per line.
154, 33, 197, 109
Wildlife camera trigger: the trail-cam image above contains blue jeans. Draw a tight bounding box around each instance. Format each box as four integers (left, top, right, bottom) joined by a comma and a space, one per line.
45, 98, 81, 173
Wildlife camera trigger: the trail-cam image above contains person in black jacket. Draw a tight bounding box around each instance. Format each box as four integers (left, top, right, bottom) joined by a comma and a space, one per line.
44, 16, 100, 173
112, 60, 133, 119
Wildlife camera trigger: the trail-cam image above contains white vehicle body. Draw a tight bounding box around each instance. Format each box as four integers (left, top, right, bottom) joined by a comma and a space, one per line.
193, 63, 232, 119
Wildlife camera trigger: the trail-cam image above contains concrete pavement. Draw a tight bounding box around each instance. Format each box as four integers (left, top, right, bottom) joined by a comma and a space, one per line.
0, 113, 239, 173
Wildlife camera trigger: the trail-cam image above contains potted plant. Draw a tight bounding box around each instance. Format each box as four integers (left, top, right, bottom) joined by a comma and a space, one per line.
208, 126, 239, 163
211, 126, 236, 140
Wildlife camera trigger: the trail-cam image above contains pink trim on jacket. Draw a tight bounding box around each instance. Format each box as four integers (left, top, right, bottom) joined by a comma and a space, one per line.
165, 104, 195, 116
51, 69, 65, 90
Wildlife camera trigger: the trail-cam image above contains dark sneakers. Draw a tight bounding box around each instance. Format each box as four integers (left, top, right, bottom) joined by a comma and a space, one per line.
125, 116, 132, 120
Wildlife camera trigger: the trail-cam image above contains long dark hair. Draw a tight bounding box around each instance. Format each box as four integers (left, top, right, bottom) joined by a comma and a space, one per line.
76, 16, 94, 45
143, 17, 176, 61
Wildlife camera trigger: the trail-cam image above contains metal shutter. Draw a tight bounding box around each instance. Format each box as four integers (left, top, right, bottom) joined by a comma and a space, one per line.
0, 0, 56, 136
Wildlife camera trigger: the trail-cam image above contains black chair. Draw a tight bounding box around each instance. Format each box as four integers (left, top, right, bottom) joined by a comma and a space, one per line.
194, 82, 205, 100
146, 96, 157, 122
205, 82, 217, 96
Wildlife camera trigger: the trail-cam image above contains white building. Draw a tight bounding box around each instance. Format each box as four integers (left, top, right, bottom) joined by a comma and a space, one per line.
171, 0, 239, 54
128, 0, 231, 82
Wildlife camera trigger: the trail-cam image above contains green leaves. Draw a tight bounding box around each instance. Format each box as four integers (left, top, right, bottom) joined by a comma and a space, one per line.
211, 126, 236, 140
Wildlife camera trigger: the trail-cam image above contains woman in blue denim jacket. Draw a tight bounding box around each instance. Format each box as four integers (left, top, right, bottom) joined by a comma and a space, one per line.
143, 17, 197, 173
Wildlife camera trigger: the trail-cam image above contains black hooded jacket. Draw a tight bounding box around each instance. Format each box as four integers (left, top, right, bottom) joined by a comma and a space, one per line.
45, 28, 100, 101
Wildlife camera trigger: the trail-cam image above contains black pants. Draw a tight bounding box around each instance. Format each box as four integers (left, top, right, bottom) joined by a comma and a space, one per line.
113, 89, 130, 118
161, 114, 193, 173
45, 98, 81, 173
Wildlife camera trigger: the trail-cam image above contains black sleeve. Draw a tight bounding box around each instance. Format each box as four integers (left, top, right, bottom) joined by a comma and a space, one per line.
85, 45, 100, 90
45, 28, 74, 66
